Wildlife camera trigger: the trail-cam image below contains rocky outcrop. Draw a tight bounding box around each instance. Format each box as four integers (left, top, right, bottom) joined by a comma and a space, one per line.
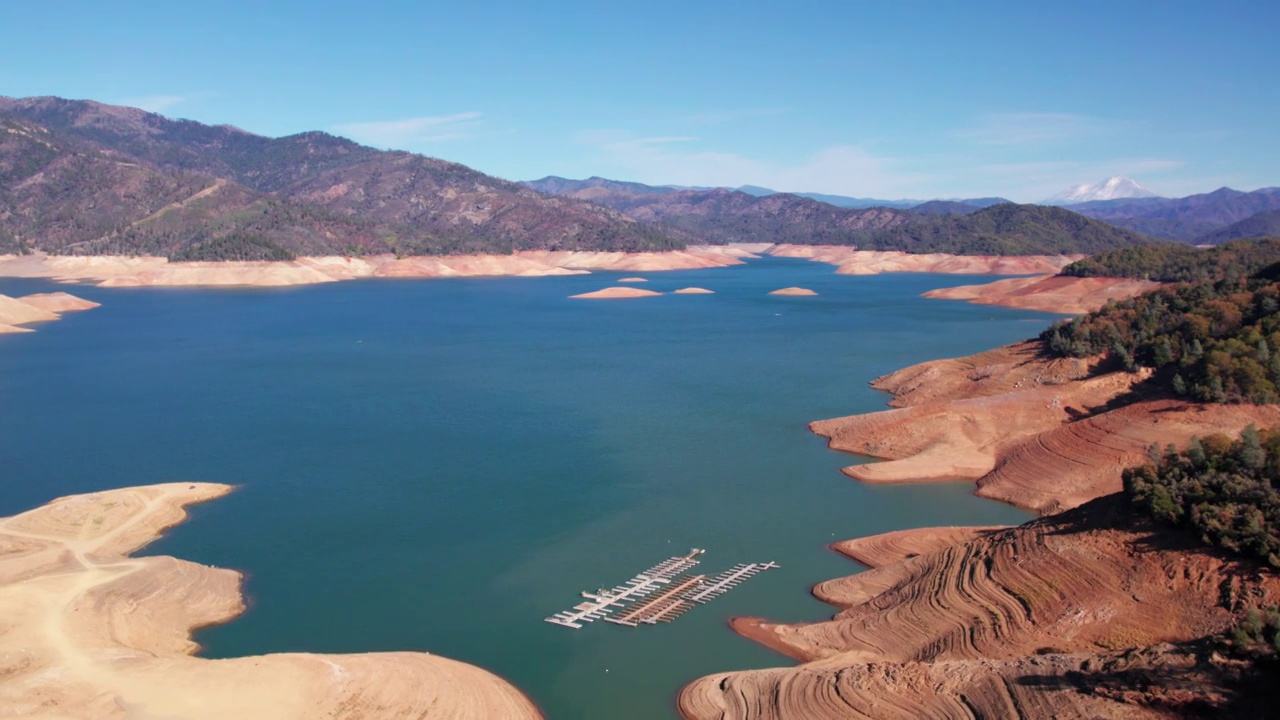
769, 287, 817, 296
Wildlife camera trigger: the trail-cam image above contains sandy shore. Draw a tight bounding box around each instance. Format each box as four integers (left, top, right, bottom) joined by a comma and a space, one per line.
0, 291, 100, 334
767, 245, 1082, 276
0, 484, 542, 719
922, 274, 1162, 314
0, 246, 761, 289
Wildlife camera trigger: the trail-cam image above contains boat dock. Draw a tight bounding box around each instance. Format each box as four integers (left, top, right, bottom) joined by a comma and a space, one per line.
687, 562, 779, 604
544, 549, 705, 629
545, 549, 777, 630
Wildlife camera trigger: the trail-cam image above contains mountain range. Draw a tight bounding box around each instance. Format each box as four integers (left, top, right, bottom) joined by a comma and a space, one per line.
522, 176, 1009, 212
0, 96, 1253, 261
1043, 176, 1158, 205
1070, 187, 1280, 241
523, 178, 1154, 255
0, 97, 685, 259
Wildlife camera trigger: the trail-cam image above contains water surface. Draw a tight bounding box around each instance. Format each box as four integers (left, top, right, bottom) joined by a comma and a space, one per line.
0, 258, 1049, 718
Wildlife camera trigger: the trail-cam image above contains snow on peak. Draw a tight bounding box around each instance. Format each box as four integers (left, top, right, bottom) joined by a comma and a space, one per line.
1044, 176, 1159, 204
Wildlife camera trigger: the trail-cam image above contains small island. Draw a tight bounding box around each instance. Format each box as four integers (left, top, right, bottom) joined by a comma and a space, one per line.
569, 287, 663, 299
768, 287, 817, 296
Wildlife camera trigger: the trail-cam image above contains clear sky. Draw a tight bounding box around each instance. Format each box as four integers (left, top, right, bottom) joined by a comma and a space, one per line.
2, 1, 1276, 201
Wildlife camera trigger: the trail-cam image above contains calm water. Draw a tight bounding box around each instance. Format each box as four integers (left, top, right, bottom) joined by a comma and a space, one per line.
0, 258, 1049, 719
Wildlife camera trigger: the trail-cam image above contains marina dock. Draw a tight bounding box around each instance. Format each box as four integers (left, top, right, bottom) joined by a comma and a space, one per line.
545, 549, 776, 630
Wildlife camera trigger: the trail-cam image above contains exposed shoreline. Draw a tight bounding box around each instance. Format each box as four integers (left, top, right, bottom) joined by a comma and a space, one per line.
678, 335, 1280, 719
809, 339, 1280, 515
0, 246, 761, 288
767, 245, 1083, 276
921, 274, 1162, 314
0, 244, 1092, 289
0, 483, 542, 719
0, 291, 99, 334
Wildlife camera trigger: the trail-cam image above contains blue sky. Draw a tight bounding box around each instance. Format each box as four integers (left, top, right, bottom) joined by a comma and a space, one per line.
2, 1, 1276, 201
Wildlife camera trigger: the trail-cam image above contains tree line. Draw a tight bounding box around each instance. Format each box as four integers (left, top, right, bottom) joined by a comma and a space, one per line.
1042, 266, 1280, 404
1125, 425, 1280, 567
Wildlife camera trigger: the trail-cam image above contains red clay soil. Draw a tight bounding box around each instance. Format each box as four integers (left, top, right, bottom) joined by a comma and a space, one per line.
678, 337, 1280, 720
922, 275, 1161, 315
811, 339, 1280, 514
680, 498, 1280, 719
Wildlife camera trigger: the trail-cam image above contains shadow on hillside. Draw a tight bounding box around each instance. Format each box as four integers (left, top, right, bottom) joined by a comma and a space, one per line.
1012, 639, 1280, 719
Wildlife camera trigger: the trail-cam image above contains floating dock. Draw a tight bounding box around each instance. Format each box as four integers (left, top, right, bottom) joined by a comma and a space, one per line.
544, 549, 776, 630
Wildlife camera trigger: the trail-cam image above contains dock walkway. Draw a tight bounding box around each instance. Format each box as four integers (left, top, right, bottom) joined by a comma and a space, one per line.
545, 549, 777, 630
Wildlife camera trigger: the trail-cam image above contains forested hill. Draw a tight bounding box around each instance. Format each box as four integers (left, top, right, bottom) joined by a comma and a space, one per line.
526, 179, 1156, 256
1198, 211, 1280, 245
1043, 262, 1280, 404
0, 97, 685, 259
851, 203, 1157, 255
1059, 238, 1280, 283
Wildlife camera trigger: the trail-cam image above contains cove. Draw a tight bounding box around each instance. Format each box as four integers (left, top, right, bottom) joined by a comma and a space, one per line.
0, 257, 1049, 719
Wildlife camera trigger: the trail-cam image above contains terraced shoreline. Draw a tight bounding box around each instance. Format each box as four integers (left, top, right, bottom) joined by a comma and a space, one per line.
678, 337, 1280, 719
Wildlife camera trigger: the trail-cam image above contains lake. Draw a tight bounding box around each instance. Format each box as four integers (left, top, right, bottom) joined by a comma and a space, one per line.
0, 257, 1051, 719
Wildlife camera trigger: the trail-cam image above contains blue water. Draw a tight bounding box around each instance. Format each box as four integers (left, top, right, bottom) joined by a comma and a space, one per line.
0, 258, 1051, 719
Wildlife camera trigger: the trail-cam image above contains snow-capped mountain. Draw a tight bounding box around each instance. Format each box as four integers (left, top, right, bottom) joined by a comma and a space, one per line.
1044, 176, 1160, 205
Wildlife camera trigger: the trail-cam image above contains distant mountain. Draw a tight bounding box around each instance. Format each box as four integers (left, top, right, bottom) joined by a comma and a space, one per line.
735, 188, 1010, 211
1071, 187, 1280, 241
526, 178, 1153, 255
1044, 176, 1160, 205
853, 203, 1157, 255
909, 198, 1011, 215
1196, 210, 1280, 245
551, 186, 916, 245
524, 176, 1010, 211
522, 176, 679, 197
0, 97, 685, 259
785, 191, 918, 209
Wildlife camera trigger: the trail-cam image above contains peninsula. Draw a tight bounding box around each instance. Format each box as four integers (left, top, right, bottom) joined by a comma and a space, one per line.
0, 291, 99, 334
0, 484, 542, 719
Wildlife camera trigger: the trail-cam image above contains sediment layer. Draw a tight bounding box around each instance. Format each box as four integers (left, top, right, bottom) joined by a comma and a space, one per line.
811, 339, 1280, 514
0, 246, 757, 288
922, 274, 1162, 314
0, 484, 542, 720
679, 498, 1280, 719
767, 245, 1081, 276
1, 245, 1091, 289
